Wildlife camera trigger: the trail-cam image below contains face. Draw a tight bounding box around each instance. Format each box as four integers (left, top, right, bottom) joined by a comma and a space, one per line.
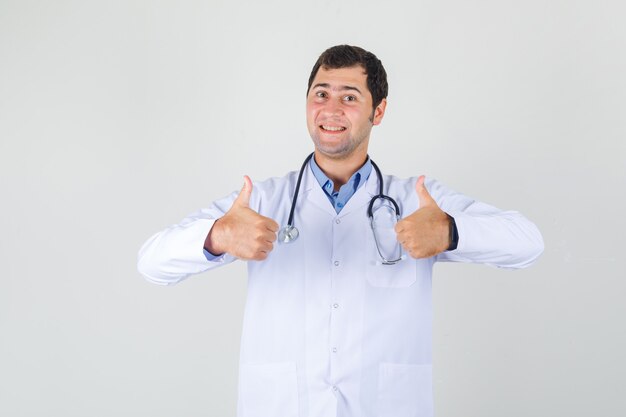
306, 66, 386, 160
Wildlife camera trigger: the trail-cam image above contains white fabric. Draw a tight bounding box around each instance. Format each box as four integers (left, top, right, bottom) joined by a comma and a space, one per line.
137, 165, 544, 417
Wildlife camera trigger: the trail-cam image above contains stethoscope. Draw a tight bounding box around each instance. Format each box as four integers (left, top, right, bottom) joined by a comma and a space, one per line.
277, 152, 404, 265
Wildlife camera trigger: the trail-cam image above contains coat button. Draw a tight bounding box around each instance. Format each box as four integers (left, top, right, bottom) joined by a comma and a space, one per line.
335, 219, 341, 224
334, 261, 340, 266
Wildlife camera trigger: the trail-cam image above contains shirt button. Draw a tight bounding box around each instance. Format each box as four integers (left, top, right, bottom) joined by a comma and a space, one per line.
332, 347, 337, 353
335, 219, 341, 224
334, 261, 340, 266
337, 202, 344, 208
333, 303, 339, 309
332, 386, 338, 392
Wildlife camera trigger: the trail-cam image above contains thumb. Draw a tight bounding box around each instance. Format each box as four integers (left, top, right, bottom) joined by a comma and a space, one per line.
233, 175, 253, 207
415, 175, 436, 208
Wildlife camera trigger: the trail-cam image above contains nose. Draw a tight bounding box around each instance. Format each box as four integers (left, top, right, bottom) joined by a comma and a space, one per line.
322, 99, 344, 117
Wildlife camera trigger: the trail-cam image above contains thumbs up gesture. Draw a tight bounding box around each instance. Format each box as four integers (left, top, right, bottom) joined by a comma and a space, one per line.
204, 176, 279, 261
394, 176, 452, 259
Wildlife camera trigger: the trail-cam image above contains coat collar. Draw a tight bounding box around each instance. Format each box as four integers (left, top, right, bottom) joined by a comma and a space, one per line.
301, 162, 379, 218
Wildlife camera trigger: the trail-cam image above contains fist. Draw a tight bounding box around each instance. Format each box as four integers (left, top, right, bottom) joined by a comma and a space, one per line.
395, 176, 451, 259
204, 176, 279, 261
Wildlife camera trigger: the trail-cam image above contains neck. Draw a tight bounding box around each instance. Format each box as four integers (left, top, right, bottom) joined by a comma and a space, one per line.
313, 149, 368, 191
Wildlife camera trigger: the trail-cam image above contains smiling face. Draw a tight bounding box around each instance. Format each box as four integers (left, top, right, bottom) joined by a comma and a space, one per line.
306, 65, 386, 161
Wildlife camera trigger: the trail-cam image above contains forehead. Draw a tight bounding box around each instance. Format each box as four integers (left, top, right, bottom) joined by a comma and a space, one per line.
310, 65, 369, 92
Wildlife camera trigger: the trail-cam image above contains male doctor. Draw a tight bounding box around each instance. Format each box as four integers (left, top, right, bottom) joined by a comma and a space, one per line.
138, 45, 544, 417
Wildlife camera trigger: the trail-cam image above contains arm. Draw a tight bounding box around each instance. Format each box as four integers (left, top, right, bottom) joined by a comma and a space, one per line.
430, 178, 544, 269
137, 192, 238, 286
395, 176, 543, 269
137, 176, 279, 285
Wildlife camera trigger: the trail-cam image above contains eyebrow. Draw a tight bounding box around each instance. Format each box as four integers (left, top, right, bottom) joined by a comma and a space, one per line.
312, 83, 363, 95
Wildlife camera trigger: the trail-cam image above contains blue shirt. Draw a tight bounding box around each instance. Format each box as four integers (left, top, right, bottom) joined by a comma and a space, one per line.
310, 157, 372, 214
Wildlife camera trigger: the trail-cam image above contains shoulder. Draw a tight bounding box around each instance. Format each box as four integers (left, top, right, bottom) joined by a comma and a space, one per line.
385, 174, 461, 196
383, 174, 469, 212
247, 171, 298, 206
251, 171, 298, 192
384, 174, 418, 199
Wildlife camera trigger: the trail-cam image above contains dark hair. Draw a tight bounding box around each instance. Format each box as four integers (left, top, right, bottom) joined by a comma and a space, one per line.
307, 45, 388, 110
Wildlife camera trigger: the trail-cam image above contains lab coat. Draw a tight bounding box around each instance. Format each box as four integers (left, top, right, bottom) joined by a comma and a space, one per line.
137, 165, 544, 417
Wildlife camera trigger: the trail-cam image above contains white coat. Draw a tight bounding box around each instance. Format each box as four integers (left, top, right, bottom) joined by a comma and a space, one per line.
137, 164, 544, 417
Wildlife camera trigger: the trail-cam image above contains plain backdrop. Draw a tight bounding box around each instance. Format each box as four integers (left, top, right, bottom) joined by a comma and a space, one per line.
1, 0, 625, 416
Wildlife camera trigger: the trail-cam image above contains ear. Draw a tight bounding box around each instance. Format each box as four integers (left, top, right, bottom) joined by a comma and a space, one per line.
371, 98, 387, 126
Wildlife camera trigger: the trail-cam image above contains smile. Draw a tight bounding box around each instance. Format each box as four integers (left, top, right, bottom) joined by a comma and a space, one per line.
320, 125, 347, 132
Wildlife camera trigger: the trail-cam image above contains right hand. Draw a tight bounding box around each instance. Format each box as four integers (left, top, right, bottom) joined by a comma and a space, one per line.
204, 176, 279, 261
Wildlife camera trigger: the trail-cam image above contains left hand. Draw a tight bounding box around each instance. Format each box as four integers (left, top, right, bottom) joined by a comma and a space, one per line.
395, 175, 451, 259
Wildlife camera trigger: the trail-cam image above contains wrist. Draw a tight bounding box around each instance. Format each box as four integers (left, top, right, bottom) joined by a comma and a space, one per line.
204, 218, 226, 256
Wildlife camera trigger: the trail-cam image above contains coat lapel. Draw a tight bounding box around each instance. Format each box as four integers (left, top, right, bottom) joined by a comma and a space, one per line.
300, 161, 381, 218
301, 164, 338, 217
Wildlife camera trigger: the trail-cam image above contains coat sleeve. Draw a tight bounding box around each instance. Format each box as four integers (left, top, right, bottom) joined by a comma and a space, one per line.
429, 178, 545, 269
137, 190, 240, 286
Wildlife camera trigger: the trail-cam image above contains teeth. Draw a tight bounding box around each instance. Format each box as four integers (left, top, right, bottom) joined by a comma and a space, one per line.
322, 125, 346, 131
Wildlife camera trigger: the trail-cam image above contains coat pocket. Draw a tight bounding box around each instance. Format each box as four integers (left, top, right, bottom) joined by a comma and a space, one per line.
365, 258, 417, 288
377, 363, 433, 417
240, 361, 299, 417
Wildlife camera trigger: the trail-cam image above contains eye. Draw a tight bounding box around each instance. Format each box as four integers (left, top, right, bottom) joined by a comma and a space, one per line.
343, 95, 357, 102
315, 91, 327, 98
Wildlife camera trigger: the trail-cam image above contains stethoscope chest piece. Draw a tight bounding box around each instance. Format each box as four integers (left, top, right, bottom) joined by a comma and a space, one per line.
278, 153, 313, 244
278, 225, 299, 243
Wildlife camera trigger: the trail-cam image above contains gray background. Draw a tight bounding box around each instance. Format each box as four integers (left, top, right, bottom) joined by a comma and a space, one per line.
1, 0, 625, 416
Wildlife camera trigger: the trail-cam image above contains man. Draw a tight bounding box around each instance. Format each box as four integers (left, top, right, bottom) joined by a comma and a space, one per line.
138, 45, 544, 417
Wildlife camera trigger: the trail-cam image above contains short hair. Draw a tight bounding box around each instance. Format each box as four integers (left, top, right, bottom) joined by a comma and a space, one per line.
307, 45, 388, 110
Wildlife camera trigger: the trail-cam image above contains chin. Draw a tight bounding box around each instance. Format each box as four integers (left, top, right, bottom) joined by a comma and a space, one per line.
316, 145, 356, 160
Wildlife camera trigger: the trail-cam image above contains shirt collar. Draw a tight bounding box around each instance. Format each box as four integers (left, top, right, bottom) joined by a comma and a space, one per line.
309, 155, 372, 194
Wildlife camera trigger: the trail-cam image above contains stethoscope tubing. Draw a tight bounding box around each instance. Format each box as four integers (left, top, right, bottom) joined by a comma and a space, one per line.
286, 153, 314, 229
368, 159, 401, 220
285, 152, 401, 228
280, 152, 403, 264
